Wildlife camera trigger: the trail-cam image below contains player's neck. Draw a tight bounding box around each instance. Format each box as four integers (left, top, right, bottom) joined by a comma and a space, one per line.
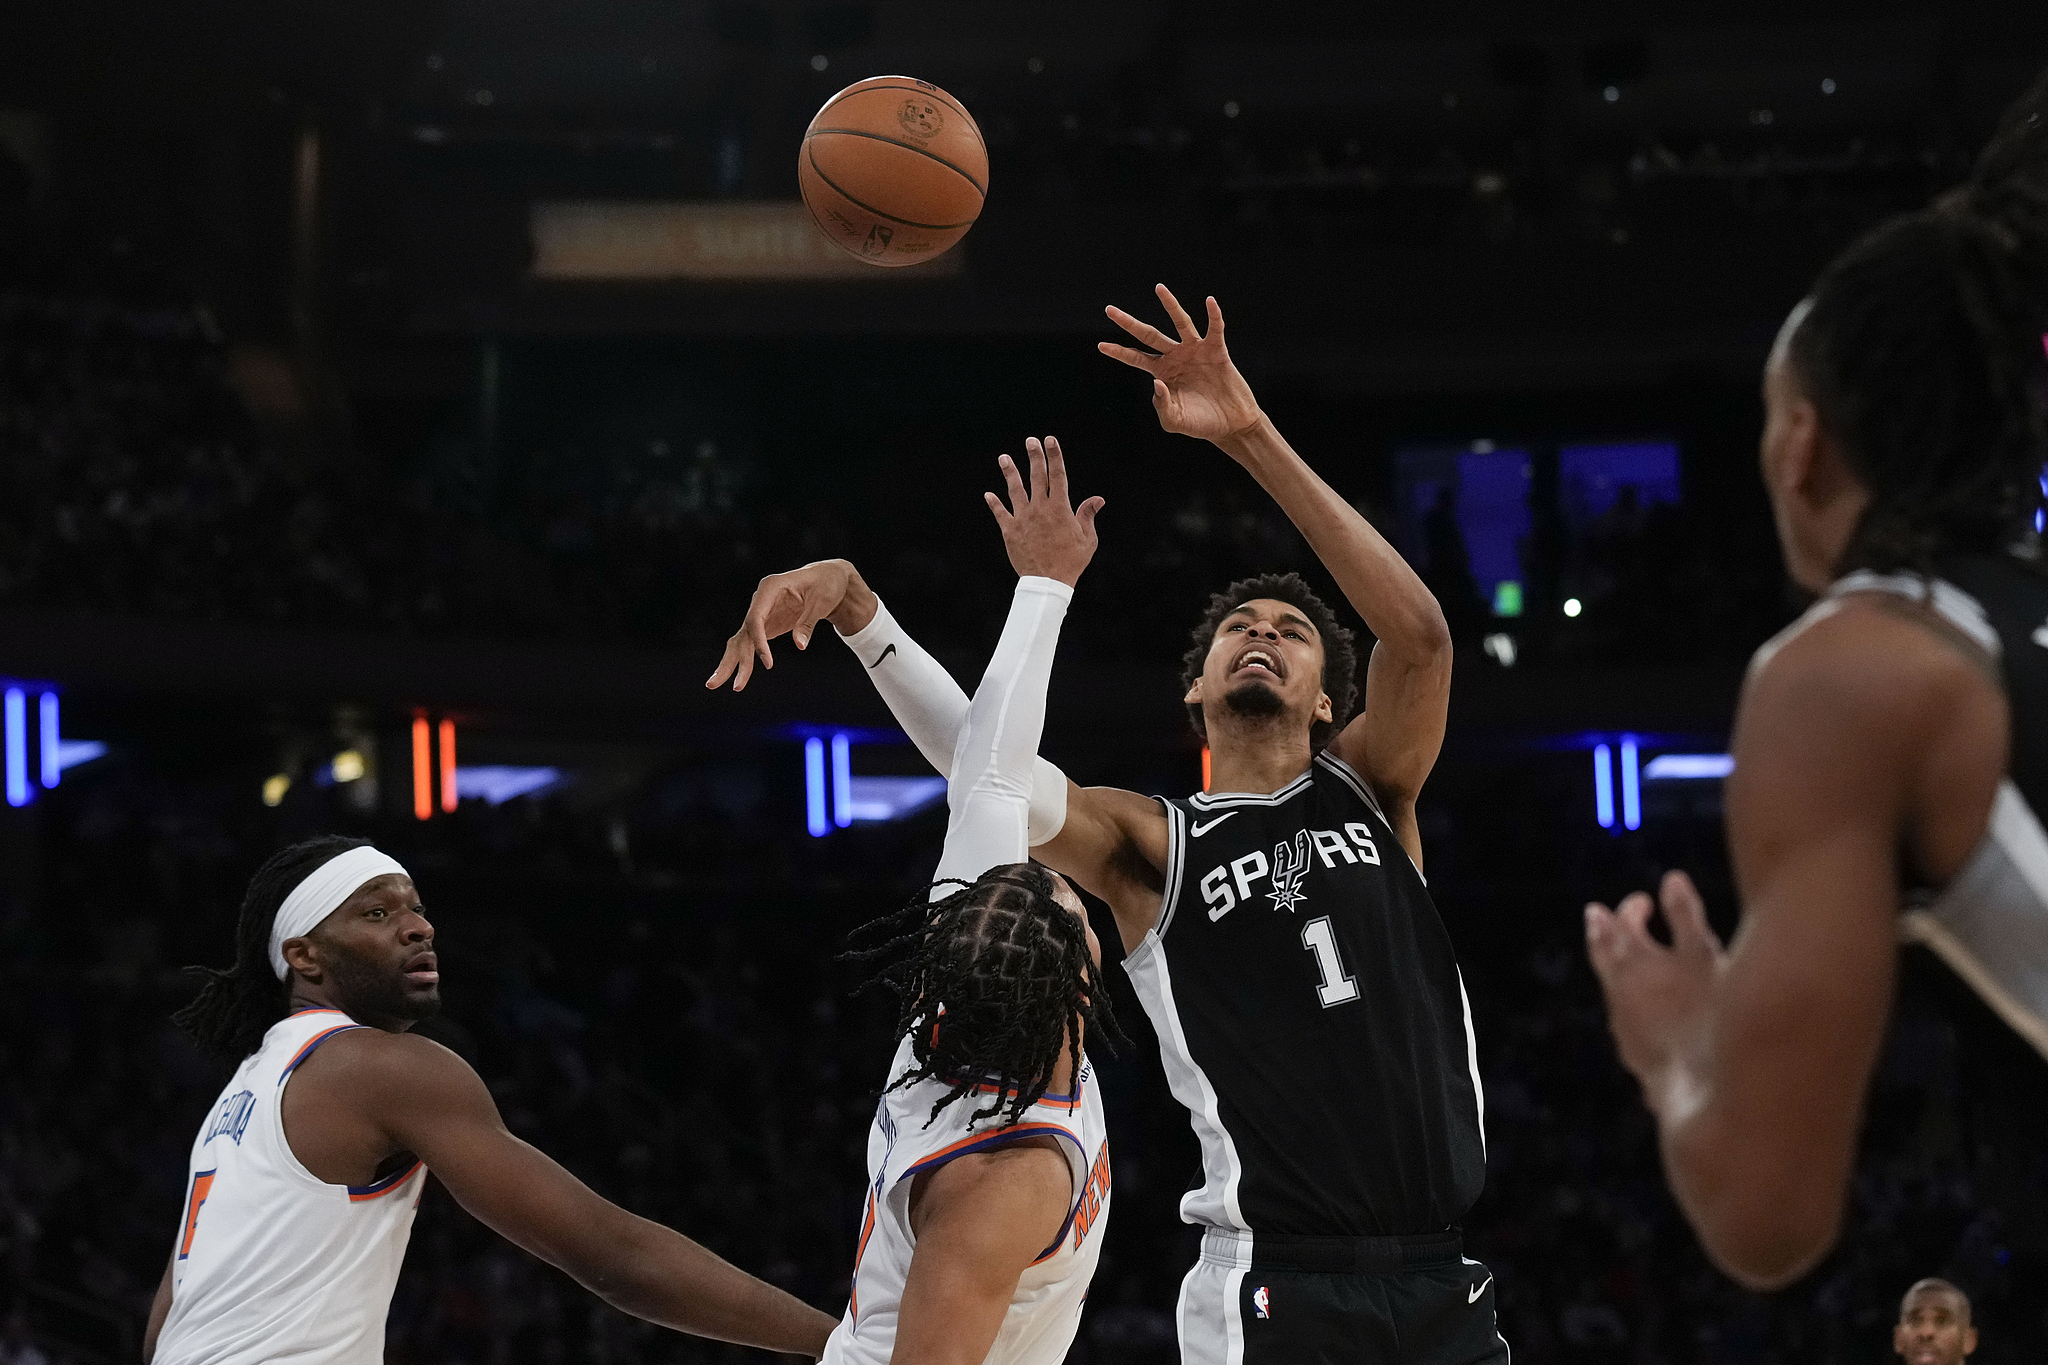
1205, 732, 1314, 797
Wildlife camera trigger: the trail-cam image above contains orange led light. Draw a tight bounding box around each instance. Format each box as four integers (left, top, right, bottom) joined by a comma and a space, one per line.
438, 719, 457, 814
412, 715, 432, 821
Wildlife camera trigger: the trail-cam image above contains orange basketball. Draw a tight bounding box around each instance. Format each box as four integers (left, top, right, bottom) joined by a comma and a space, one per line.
799, 76, 987, 267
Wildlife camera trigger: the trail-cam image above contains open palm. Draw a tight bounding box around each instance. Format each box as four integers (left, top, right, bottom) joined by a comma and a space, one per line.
1099, 284, 1263, 443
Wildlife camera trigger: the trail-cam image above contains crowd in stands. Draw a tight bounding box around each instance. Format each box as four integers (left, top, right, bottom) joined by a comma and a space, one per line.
0, 217, 1793, 673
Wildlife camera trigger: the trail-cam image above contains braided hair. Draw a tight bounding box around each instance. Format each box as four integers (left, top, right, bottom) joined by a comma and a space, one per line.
172, 835, 371, 1069
1181, 571, 1360, 752
1788, 66, 2048, 575
846, 862, 1124, 1128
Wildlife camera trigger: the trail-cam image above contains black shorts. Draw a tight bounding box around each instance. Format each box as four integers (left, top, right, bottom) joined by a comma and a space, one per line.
1176, 1229, 1509, 1365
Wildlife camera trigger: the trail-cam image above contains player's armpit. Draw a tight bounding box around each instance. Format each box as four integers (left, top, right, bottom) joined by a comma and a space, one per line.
350, 1034, 837, 1356
1657, 603, 1999, 1287
1031, 781, 1169, 952
895, 1142, 1076, 1365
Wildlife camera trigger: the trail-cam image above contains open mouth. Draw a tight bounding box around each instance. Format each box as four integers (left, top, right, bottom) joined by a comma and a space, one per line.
403, 952, 440, 986
1230, 646, 1284, 683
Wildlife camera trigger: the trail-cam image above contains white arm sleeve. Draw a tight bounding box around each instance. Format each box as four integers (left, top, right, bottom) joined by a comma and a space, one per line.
930, 576, 1072, 887
838, 595, 1070, 845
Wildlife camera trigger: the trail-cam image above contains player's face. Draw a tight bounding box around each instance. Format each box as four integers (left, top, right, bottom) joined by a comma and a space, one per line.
1758, 301, 1840, 593
304, 874, 441, 1028
1188, 599, 1334, 740
1893, 1290, 1976, 1365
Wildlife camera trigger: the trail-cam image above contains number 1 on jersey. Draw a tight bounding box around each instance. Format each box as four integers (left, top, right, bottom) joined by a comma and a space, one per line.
1301, 916, 1359, 1007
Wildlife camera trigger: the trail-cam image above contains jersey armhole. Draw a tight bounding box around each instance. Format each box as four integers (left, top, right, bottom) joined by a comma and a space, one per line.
896, 1123, 1091, 1263
1151, 798, 1188, 940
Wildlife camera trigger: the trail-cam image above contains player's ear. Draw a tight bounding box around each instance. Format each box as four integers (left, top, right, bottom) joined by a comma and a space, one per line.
1313, 692, 1333, 724
282, 937, 325, 984
1183, 678, 1204, 705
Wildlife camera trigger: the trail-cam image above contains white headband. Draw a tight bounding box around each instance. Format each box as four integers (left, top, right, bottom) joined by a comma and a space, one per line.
269, 846, 412, 979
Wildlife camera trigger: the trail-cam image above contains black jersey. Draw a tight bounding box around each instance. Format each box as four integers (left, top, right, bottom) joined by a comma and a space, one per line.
1122, 751, 1487, 1238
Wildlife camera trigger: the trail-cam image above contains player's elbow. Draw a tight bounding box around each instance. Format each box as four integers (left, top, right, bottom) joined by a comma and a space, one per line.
1698, 1187, 1842, 1291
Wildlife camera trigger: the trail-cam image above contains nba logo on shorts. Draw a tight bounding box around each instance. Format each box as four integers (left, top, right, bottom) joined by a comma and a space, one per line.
1253, 1285, 1271, 1319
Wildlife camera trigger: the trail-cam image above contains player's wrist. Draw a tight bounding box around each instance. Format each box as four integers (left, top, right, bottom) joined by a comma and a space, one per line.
825, 567, 878, 635
1214, 409, 1275, 460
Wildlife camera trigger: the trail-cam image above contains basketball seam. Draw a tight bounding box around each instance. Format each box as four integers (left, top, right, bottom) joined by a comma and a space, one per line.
805, 145, 980, 231
815, 83, 986, 152
804, 127, 988, 195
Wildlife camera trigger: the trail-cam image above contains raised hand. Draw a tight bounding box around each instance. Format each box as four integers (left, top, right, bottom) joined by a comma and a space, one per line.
704, 558, 873, 692
1585, 869, 1726, 1119
984, 436, 1105, 588
1098, 284, 1264, 445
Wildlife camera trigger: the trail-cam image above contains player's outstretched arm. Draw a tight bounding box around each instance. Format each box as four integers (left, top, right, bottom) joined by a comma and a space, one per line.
346, 1031, 837, 1356
1101, 285, 1451, 863
1584, 601, 2000, 1288
893, 1143, 1075, 1365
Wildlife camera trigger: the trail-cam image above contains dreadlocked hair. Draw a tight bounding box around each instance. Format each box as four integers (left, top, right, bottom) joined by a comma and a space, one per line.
172, 835, 371, 1069
1181, 571, 1360, 752
844, 861, 1125, 1128
1788, 64, 2048, 575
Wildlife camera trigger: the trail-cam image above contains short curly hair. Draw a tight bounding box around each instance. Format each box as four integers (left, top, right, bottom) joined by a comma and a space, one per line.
1180, 572, 1360, 753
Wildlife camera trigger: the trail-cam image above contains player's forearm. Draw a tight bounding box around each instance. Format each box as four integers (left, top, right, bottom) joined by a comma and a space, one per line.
143, 1258, 173, 1363
1217, 416, 1451, 664
585, 1218, 836, 1355
836, 589, 1070, 844
1656, 1080, 1845, 1290
934, 576, 1072, 882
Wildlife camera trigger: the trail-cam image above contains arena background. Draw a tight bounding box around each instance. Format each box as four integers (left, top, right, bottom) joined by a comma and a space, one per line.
1, 2, 2044, 1361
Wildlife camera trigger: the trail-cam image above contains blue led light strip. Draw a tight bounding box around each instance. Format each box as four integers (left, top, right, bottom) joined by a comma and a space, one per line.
1620, 735, 1642, 831
38, 693, 59, 789
831, 733, 853, 829
1593, 743, 1614, 829
3, 689, 25, 808
804, 737, 828, 837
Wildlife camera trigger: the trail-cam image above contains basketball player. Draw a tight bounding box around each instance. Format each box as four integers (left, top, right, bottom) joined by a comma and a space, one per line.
1895, 1279, 1978, 1365
145, 837, 837, 1364
711, 320, 1503, 1359
1584, 69, 2048, 1291
799, 437, 1118, 1365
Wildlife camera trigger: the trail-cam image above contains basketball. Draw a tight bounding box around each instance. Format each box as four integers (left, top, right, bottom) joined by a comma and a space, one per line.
798, 76, 987, 267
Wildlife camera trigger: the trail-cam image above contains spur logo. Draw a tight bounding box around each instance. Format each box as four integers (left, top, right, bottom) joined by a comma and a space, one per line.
1197, 824, 1380, 921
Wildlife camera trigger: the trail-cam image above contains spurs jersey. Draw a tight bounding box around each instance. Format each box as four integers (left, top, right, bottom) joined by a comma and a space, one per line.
156, 1010, 425, 1365
1818, 555, 2048, 1060
824, 1036, 1112, 1365
1125, 751, 1486, 1237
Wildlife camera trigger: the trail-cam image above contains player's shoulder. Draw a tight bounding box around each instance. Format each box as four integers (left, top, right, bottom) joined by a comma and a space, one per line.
289, 1024, 481, 1106
1742, 590, 1998, 750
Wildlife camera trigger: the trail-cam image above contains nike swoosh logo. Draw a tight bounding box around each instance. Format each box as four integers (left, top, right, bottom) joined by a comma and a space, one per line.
1468, 1275, 1491, 1304
870, 643, 897, 668
1190, 813, 1237, 837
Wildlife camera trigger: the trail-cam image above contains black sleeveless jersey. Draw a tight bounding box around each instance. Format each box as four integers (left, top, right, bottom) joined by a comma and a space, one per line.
1121, 751, 1487, 1237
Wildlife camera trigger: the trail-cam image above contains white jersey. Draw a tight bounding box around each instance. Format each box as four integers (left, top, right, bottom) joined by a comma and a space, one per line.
156, 1009, 426, 1365
823, 1036, 1112, 1365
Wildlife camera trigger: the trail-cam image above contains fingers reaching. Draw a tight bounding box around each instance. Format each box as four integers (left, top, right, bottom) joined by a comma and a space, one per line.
1205, 295, 1225, 337
1104, 305, 1175, 354
1156, 283, 1200, 342
1046, 436, 1069, 503
1076, 494, 1105, 536
996, 451, 1027, 513
1025, 437, 1048, 502
1661, 870, 1723, 953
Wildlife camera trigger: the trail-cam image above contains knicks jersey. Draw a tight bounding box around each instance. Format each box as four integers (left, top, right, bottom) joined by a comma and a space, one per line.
155, 1009, 425, 1365
1125, 751, 1487, 1237
823, 1035, 1112, 1365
